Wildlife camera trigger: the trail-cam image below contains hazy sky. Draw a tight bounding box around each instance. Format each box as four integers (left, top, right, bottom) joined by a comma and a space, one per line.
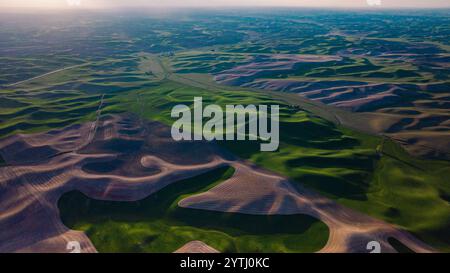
1, 0, 450, 9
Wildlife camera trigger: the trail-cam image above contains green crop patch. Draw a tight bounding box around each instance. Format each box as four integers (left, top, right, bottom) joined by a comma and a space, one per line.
2, 10, 450, 253
59, 166, 329, 253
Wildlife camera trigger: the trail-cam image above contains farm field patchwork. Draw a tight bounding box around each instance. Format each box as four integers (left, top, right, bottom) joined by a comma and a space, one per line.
0, 9, 449, 253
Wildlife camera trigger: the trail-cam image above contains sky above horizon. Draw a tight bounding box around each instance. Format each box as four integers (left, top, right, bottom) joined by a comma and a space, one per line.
1, 0, 450, 9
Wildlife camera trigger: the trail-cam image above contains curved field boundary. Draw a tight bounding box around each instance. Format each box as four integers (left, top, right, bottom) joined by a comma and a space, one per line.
0, 114, 437, 253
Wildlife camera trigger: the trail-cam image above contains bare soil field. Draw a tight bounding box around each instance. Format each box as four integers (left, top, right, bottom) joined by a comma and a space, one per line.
0, 114, 436, 253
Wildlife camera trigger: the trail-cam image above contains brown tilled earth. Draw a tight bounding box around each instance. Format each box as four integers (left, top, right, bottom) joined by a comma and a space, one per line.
213, 54, 450, 160
0, 114, 437, 253
174, 241, 219, 253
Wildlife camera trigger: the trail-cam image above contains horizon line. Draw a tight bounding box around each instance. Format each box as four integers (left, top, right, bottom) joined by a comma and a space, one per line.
1, 5, 450, 11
